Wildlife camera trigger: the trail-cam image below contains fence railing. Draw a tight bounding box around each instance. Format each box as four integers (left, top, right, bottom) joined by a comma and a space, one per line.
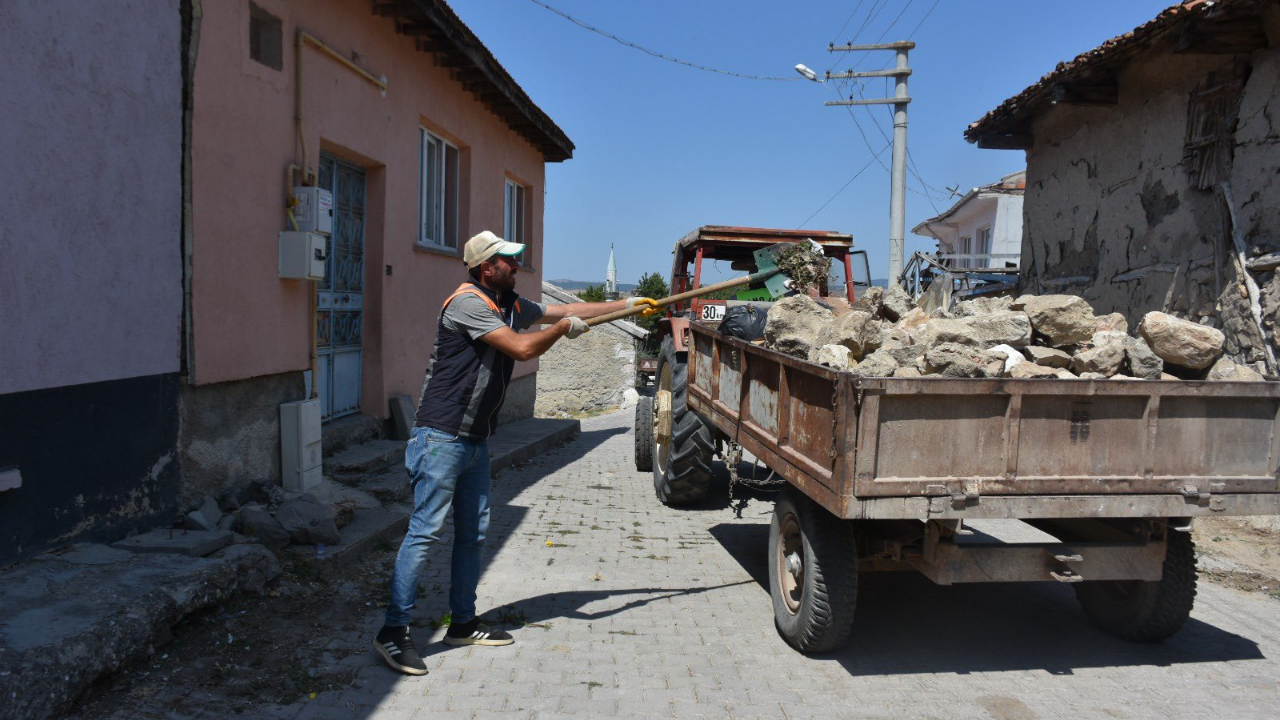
935, 253, 1021, 269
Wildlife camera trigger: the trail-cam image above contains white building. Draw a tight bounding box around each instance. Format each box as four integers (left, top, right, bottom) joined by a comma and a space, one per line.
912, 170, 1025, 269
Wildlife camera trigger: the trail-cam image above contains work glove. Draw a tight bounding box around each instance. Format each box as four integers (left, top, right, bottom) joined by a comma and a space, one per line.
626, 297, 661, 317
564, 317, 589, 339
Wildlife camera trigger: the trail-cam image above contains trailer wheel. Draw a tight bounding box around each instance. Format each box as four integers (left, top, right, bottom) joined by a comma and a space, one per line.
769, 486, 858, 653
652, 336, 714, 505
634, 396, 654, 472
1074, 528, 1197, 643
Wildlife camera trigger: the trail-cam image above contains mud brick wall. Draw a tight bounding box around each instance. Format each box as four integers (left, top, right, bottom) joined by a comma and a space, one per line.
1020, 8, 1280, 366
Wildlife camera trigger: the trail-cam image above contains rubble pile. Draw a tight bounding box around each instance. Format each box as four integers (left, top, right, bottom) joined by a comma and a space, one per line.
180, 479, 347, 548
759, 285, 1265, 381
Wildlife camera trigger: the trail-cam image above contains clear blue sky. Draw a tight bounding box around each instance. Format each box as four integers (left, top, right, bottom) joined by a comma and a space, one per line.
459, 0, 1174, 284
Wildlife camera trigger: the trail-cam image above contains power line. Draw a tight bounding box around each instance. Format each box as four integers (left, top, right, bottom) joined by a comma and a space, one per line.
847, 0, 916, 74
796, 143, 891, 229
524, 0, 801, 82
826, 0, 890, 73
830, 0, 869, 44
905, 0, 943, 40
829, 81, 947, 208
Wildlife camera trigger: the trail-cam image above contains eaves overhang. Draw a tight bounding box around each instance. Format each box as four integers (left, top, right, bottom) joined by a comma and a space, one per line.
373, 0, 575, 162
965, 0, 1270, 151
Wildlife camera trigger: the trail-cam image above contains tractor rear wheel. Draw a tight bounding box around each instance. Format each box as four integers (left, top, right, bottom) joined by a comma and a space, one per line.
652, 336, 714, 505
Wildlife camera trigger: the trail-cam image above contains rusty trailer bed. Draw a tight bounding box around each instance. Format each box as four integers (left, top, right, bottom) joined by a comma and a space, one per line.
686, 322, 1280, 522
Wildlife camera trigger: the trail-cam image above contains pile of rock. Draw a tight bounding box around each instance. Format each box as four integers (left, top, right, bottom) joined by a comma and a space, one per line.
182, 480, 347, 548
761, 285, 1265, 381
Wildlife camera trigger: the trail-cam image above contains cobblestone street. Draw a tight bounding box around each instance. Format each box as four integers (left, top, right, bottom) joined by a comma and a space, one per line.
79, 409, 1280, 719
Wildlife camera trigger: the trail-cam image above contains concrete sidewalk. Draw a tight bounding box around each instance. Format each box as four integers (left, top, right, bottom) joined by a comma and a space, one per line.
0, 416, 579, 720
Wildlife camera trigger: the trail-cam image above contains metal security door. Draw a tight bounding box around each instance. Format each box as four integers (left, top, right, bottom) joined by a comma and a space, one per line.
316, 155, 366, 421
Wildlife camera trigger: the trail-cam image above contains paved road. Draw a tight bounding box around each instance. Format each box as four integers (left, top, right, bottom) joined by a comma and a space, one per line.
187, 410, 1280, 718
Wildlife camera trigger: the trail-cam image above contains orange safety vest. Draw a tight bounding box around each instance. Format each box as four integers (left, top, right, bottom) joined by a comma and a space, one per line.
441, 283, 522, 318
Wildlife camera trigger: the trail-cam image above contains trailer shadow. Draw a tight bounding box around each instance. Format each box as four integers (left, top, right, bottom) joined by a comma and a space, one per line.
706, 521, 1265, 677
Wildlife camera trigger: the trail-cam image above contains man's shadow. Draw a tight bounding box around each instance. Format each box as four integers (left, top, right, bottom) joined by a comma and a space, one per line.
413, 581, 752, 658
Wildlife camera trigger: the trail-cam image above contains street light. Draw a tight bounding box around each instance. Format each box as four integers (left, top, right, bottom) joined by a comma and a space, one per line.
794, 64, 821, 82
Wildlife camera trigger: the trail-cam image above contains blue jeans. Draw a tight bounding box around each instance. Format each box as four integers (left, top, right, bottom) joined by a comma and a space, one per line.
385, 425, 491, 627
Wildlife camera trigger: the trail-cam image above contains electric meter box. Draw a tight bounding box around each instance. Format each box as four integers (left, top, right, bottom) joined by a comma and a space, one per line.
292, 186, 333, 235
279, 231, 326, 281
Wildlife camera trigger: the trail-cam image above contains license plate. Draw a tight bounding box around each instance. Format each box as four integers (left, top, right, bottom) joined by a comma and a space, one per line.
700, 304, 725, 322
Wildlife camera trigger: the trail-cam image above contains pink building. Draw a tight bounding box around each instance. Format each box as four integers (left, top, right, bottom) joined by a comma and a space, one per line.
181, 0, 573, 500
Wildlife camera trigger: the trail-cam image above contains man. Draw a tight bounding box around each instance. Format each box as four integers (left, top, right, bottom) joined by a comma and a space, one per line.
375, 230, 658, 675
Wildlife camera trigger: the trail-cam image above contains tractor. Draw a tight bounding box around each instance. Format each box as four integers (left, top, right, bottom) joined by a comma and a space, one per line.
634, 225, 870, 505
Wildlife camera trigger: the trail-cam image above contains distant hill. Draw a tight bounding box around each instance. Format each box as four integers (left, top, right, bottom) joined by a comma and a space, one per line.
547, 279, 638, 292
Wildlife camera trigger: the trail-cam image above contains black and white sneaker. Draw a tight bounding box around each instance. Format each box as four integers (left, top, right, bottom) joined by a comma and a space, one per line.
443, 619, 514, 647
374, 625, 429, 675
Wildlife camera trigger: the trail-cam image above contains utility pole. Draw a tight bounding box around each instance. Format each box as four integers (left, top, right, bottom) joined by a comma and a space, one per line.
823, 41, 914, 284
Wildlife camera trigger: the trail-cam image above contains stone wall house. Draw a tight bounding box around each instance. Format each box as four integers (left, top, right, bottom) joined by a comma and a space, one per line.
537, 282, 647, 418
966, 0, 1280, 371
912, 170, 1026, 270
0, 1, 186, 564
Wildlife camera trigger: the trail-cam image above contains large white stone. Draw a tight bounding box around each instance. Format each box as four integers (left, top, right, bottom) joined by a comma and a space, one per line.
812, 344, 853, 370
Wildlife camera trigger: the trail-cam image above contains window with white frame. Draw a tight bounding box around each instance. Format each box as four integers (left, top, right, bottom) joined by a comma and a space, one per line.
419, 129, 459, 249
504, 179, 526, 264
958, 236, 972, 268
977, 227, 993, 267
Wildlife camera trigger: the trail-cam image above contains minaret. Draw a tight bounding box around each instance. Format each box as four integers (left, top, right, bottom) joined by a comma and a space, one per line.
605, 244, 618, 300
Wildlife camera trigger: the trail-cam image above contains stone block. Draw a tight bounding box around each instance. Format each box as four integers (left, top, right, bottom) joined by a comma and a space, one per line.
851, 286, 883, 316
987, 344, 1025, 374
763, 295, 833, 359
882, 285, 914, 322
1138, 311, 1225, 370
814, 309, 883, 360
812, 344, 852, 370
183, 495, 222, 532
1010, 363, 1059, 379
1123, 336, 1163, 379
240, 505, 291, 547
922, 343, 994, 378
1206, 357, 1265, 381
1073, 331, 1127, 376
917, 311, 1031, 349
275, 494, 341, 545
1095, 312, 1129, 334
1023, 295, 1097, 347
1024, 345, 1073, 368
112, 529, 233, 557
850, 350, 898, 377
952, 295, 1014, 317
389, 395, 415, 441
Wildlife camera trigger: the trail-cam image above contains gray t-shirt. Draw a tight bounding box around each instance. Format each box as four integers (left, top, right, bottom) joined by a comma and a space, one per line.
442, 293, 546, 340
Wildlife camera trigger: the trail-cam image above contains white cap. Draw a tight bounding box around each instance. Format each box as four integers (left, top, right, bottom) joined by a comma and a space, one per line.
463, 230, 524, 268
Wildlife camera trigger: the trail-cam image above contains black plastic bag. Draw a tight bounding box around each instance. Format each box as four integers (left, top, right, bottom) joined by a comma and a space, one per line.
719, 304, 769, 342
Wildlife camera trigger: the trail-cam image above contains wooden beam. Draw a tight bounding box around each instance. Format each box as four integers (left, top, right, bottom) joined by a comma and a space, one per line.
397, 22, 439, 36
976, 133, 1033, 151
372, 1, 418, 18
1051, 80, 1118, 106
1175, 17, 1269, 54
